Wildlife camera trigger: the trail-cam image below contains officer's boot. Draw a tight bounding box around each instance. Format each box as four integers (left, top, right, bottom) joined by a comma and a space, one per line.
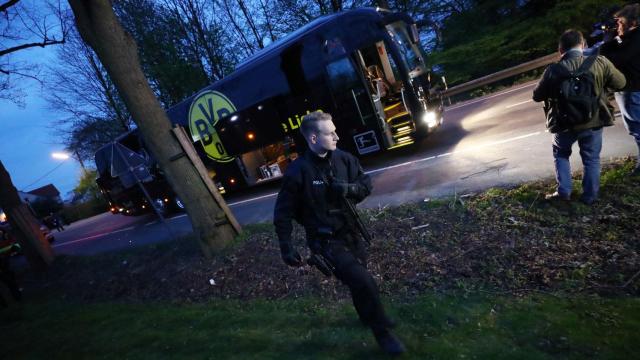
372, 328, 406, 356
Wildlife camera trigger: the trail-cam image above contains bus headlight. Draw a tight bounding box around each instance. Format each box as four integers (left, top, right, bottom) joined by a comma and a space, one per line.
422, 111, 437, 128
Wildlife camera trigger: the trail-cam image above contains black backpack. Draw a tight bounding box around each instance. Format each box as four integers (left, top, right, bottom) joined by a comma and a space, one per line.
551, 55, 600, 128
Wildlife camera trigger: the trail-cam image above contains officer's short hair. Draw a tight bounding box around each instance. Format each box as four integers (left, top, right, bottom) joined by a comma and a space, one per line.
616, 3, 640, 26
558, 30, 584, 52
300, 111, 332, 139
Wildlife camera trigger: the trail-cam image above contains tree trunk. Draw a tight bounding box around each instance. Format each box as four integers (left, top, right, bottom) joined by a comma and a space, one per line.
67, 0, 239, 257
330, 0, 342, 13
377, 0, 390, 10
0, 161, 54, 270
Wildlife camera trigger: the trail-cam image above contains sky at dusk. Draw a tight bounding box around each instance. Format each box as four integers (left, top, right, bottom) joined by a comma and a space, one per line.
1, 0, 82, 201
1, 49, 81, 201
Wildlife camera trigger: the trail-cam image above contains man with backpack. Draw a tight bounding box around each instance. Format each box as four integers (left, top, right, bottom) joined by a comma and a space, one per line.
533, 29, 626, 205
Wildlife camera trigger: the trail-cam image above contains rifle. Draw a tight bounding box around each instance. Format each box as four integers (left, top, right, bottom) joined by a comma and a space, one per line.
340, 195, 372, 245
307, 253, 335, 277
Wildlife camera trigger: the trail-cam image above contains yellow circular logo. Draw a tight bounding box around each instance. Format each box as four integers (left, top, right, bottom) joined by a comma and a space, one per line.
188, 90, 236, 163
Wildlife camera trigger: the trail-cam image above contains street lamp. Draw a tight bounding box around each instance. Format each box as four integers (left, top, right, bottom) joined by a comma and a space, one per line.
51, 152, 70, 160
52, 151, 87, 172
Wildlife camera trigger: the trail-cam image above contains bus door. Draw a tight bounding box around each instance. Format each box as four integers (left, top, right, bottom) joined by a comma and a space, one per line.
325, 56, 382, 156
358, 40, 415, 149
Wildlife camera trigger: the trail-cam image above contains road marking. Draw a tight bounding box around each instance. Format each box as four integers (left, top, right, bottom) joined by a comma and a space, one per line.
367, 131, 542, 175
505, 99, 533, 109
113, 226, 135, 233
228, 192, 278, 206
52, 226, 136, 248
446, 82, 537, 111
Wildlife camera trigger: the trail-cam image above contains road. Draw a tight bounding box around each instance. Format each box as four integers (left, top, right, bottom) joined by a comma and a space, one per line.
51, 81, 637, 255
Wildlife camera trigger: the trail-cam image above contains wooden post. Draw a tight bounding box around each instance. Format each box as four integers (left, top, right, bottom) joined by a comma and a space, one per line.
171, 125, 241, 234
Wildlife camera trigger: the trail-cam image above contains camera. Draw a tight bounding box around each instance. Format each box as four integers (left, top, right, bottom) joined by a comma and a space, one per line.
592, 18, 617, 36
589, 5, 621, 46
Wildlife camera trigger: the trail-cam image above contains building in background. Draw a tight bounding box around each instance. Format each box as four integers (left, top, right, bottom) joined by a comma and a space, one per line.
0, 183, 62, 221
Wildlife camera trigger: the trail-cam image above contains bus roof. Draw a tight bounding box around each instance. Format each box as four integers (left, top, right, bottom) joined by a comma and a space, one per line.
166, 8, 414, 118
235, 8, 380, 71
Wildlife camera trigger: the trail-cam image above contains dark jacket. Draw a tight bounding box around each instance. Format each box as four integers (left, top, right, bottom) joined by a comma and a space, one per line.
533, 49, 626, 132
600, 27, 640, 91
273, 148, 372, 250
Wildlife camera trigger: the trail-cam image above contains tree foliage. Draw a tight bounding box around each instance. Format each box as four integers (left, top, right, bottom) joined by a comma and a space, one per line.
113, 0, 210, 107
28, 196, 63, 218
71, 169, 101, 202
427, 0, 627, 84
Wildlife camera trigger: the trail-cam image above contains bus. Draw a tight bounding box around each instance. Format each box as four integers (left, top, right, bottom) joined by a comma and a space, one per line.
96, 8, 443, 212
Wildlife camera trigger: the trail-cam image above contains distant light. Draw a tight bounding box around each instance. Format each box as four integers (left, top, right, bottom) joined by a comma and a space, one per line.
230, 178, 236, 184
230, 115, 239, 122
257, 105, 263, 110
246, 132, 255, 141
51, 152, 70, 160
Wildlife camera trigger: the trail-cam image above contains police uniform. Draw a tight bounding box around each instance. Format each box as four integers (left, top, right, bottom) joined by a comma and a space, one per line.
273, 148, 393, 331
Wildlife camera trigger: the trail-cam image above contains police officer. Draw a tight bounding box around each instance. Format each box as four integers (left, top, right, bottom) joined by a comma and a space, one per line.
273, 111, 405, 355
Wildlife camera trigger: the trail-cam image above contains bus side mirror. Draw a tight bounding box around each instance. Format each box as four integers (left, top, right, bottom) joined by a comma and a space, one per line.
408, 24, 419, 44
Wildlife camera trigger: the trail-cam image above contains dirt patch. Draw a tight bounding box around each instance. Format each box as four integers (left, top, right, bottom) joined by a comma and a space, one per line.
18, 159, 640, 303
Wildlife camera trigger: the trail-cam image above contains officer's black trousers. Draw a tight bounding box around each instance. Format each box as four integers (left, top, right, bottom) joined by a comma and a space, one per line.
322, 239, 388, 330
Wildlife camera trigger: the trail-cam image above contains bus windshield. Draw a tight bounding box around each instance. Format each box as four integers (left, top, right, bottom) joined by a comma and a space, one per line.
386, 21, 425, 77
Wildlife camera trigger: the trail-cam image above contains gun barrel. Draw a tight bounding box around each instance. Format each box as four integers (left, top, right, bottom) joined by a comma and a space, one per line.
343, 197, 372, 245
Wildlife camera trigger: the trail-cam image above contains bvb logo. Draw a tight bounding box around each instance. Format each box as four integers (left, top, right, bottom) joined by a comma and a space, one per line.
188, 90, 236, 163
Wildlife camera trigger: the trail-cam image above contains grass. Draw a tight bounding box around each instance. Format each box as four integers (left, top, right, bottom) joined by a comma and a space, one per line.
2, 293, 638, 359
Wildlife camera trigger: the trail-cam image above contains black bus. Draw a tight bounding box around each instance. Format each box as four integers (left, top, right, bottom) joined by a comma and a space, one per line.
96, 8, 443, 212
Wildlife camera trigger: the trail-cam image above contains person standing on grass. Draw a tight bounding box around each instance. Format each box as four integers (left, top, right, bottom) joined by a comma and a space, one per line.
533, 29, 626, 205
273, 111, 406, 356
601, 3, 640, 175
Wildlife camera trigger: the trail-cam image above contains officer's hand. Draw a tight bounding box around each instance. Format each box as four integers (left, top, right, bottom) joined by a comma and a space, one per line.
330, 181, 358, 197
280, 246, 303, 267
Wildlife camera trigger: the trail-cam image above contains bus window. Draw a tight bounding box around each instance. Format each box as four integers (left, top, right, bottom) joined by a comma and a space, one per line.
239, 139, 299, 185
326, 57, 360, 94
386, 22, 425, 75
282, 44, 308, 96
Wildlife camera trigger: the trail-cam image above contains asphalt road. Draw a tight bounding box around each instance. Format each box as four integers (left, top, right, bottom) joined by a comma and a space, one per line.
51, 81, 638, 255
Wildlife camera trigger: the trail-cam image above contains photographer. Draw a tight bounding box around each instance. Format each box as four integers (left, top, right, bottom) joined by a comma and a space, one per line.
273, 111, 405, 356
601, 3, 640, 175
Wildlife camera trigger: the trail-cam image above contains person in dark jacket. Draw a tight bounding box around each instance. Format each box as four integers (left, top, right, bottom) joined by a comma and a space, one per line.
273, 111, 405, 356
533, 30, 626, 204
601, 3, 640, 175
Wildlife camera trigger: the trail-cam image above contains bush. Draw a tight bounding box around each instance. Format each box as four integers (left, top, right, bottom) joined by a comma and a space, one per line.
60, 197, 108, 224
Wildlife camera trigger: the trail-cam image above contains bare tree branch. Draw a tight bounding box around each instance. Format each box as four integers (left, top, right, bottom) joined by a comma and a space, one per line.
0, 38, 65, 56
